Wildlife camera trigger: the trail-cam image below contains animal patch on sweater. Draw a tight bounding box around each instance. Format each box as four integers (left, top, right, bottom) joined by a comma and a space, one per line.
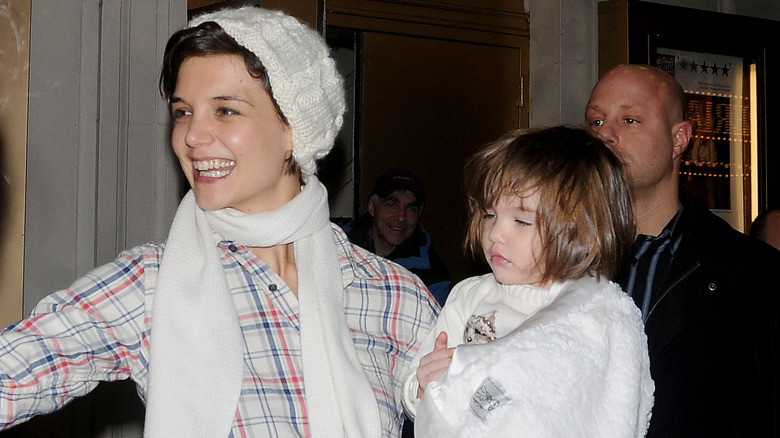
464, 311, 497, 344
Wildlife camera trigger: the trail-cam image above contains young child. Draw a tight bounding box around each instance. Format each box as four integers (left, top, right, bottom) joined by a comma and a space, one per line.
402, 126, 654, 437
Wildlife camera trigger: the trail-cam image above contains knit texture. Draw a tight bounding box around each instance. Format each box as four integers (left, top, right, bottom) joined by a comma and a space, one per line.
413, 276, 654, 437
189, 7, 346, 178
146, 179, 380, 437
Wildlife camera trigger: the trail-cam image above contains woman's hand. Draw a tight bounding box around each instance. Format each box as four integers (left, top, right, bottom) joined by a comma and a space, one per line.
416, 331, 454, 398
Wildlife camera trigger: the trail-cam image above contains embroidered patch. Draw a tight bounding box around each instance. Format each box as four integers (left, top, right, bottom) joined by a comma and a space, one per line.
463, 311, 497, 344
470, 377, 512, 420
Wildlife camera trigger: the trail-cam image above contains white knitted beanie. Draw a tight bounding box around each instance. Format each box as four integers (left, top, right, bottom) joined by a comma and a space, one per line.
189, 7, 346, 178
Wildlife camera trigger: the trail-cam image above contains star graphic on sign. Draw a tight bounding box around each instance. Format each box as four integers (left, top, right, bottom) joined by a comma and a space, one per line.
711, 62, 720, 75
679, 58, 690, 71
700, 62, 709, 74
722, 64, 731, 76
691, 60, 699, 72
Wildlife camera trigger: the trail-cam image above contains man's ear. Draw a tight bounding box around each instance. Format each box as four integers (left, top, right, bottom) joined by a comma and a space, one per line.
672, 120, 692, 160
368, 201, 375, 217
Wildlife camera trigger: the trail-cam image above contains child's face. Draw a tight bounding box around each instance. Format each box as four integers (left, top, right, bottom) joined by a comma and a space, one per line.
481, 192, 548, 287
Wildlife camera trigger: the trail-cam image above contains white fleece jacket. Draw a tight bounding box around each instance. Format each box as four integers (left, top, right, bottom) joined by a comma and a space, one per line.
408, 274, 654, 438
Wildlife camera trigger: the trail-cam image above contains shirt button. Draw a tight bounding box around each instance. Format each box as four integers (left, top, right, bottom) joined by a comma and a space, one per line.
708, 282, 717, 291
268, 284, 278, 291
228, 243, 238, 252
631, 257, 638, 265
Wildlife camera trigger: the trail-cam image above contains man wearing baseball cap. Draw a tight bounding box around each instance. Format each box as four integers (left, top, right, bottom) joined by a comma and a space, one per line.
344, 169, 451, 306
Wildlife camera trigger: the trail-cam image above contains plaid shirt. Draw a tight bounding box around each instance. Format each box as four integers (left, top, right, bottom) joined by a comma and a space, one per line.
0, 225, 439, 437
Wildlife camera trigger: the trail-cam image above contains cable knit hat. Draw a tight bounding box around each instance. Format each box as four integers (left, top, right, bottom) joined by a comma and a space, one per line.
189, 7, 346, 178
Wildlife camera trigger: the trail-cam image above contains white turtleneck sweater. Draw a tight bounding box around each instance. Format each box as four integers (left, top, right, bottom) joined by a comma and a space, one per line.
402, 273, 653, 438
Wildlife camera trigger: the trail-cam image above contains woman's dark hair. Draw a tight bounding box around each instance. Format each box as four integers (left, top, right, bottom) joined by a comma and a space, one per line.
160, 21, 285, 124
159, 21, 298, 176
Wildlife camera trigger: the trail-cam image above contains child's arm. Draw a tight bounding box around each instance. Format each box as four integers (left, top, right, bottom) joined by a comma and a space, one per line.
401, 308, 461, 420
401, 275, 484, 420
415, 332, 454, 398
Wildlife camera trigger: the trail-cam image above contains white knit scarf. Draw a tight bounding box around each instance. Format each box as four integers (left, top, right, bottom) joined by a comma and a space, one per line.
145, 179, 380, 437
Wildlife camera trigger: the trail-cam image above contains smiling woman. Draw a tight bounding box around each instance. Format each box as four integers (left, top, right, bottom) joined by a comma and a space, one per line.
169, 54, 297, 214
0, 7, 438, 438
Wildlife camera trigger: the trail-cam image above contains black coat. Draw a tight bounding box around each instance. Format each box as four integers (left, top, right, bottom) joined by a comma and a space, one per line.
637, 192, 780, 437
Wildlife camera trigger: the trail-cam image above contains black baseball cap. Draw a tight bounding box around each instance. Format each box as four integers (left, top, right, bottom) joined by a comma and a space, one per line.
371, 168, 426, 205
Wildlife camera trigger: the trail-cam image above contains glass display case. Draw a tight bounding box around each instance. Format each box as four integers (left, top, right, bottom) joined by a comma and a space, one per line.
599, 0, 780, 233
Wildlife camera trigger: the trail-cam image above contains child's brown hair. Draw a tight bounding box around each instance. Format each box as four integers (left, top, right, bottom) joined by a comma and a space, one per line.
463, 126, 635, 282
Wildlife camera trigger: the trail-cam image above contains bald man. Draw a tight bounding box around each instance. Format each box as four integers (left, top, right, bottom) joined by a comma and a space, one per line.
586, 64, 780, 437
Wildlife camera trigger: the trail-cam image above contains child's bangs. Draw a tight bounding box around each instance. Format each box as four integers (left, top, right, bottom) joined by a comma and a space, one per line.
480, 166, 539, 211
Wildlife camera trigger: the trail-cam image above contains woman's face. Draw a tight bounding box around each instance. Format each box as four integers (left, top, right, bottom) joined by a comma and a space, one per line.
170, 54, 298, 214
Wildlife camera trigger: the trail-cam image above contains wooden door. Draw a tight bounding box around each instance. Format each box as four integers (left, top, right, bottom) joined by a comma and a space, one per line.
327, 0, 529, 282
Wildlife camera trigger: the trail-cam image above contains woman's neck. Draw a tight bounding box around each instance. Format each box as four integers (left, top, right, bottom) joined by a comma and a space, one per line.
251, 243, 298, 296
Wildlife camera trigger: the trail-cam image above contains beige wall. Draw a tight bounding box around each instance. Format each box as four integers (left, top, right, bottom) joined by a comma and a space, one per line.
0, 0, 30, 327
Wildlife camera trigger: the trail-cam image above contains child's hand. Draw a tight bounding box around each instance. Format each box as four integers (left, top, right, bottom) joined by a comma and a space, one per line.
416, 332, 454, 398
